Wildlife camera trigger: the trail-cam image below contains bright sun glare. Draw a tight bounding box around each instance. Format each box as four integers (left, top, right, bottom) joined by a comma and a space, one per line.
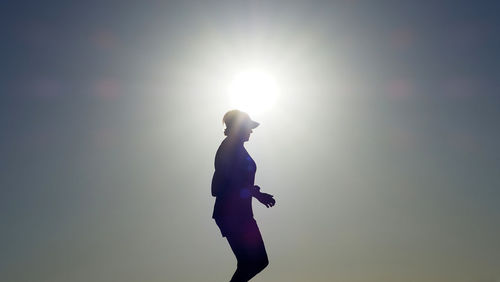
227, 69, 279, 116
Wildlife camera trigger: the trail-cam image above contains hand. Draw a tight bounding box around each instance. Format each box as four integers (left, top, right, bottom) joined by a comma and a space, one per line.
255, 192, 276, 208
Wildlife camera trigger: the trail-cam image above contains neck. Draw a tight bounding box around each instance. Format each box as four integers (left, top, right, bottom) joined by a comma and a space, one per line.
226, 135, 245, 146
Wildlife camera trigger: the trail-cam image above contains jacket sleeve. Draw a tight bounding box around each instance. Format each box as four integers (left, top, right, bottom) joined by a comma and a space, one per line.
211, 170, 225, 197
211, 149, 233, 197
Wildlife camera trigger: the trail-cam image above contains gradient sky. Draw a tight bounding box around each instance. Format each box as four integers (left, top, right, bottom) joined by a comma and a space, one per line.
1, 1, 499, 282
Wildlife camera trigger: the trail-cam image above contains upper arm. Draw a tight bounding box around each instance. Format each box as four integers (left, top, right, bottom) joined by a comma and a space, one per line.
211, 149, 233, 197
211, 170, 224, 196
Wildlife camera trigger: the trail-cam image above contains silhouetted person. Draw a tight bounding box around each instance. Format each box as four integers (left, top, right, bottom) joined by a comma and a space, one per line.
212, 110, 276, 282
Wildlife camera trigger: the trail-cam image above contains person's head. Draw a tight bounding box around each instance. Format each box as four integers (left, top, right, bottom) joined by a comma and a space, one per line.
222, 110, 259, 142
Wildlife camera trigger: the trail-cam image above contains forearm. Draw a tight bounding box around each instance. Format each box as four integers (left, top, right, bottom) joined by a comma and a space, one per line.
249, 185, 261, 197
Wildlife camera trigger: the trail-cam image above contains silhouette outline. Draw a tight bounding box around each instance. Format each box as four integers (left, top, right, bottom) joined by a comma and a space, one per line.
212, 110, 276, 282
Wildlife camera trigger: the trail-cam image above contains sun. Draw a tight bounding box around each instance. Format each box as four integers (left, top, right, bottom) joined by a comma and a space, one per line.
227, 69, 279, 116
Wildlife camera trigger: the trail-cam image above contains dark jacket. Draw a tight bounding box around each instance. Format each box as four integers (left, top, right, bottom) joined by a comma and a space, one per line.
211, 138, 256, 219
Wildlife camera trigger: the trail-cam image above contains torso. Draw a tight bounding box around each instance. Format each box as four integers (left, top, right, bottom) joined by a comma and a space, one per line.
212, 138, 256, 219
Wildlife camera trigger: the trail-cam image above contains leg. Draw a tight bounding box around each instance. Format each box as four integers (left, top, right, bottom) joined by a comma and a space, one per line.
226, 220, 269, 282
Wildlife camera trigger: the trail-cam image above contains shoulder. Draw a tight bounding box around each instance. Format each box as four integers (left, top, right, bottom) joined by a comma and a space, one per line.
215, 139, 236, 167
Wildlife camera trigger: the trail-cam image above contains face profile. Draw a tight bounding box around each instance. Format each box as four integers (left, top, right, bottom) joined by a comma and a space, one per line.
242, 128, 253, 142
222, 109, 259, 142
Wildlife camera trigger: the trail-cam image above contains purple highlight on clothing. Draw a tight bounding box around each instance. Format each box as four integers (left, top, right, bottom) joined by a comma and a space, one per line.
240, 188, 251, 199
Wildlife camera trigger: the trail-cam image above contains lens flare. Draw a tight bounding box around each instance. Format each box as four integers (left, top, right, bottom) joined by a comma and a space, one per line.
227, 69, 279, 116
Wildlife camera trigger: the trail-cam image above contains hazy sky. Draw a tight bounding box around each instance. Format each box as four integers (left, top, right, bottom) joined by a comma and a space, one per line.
1, 1, 499, 282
